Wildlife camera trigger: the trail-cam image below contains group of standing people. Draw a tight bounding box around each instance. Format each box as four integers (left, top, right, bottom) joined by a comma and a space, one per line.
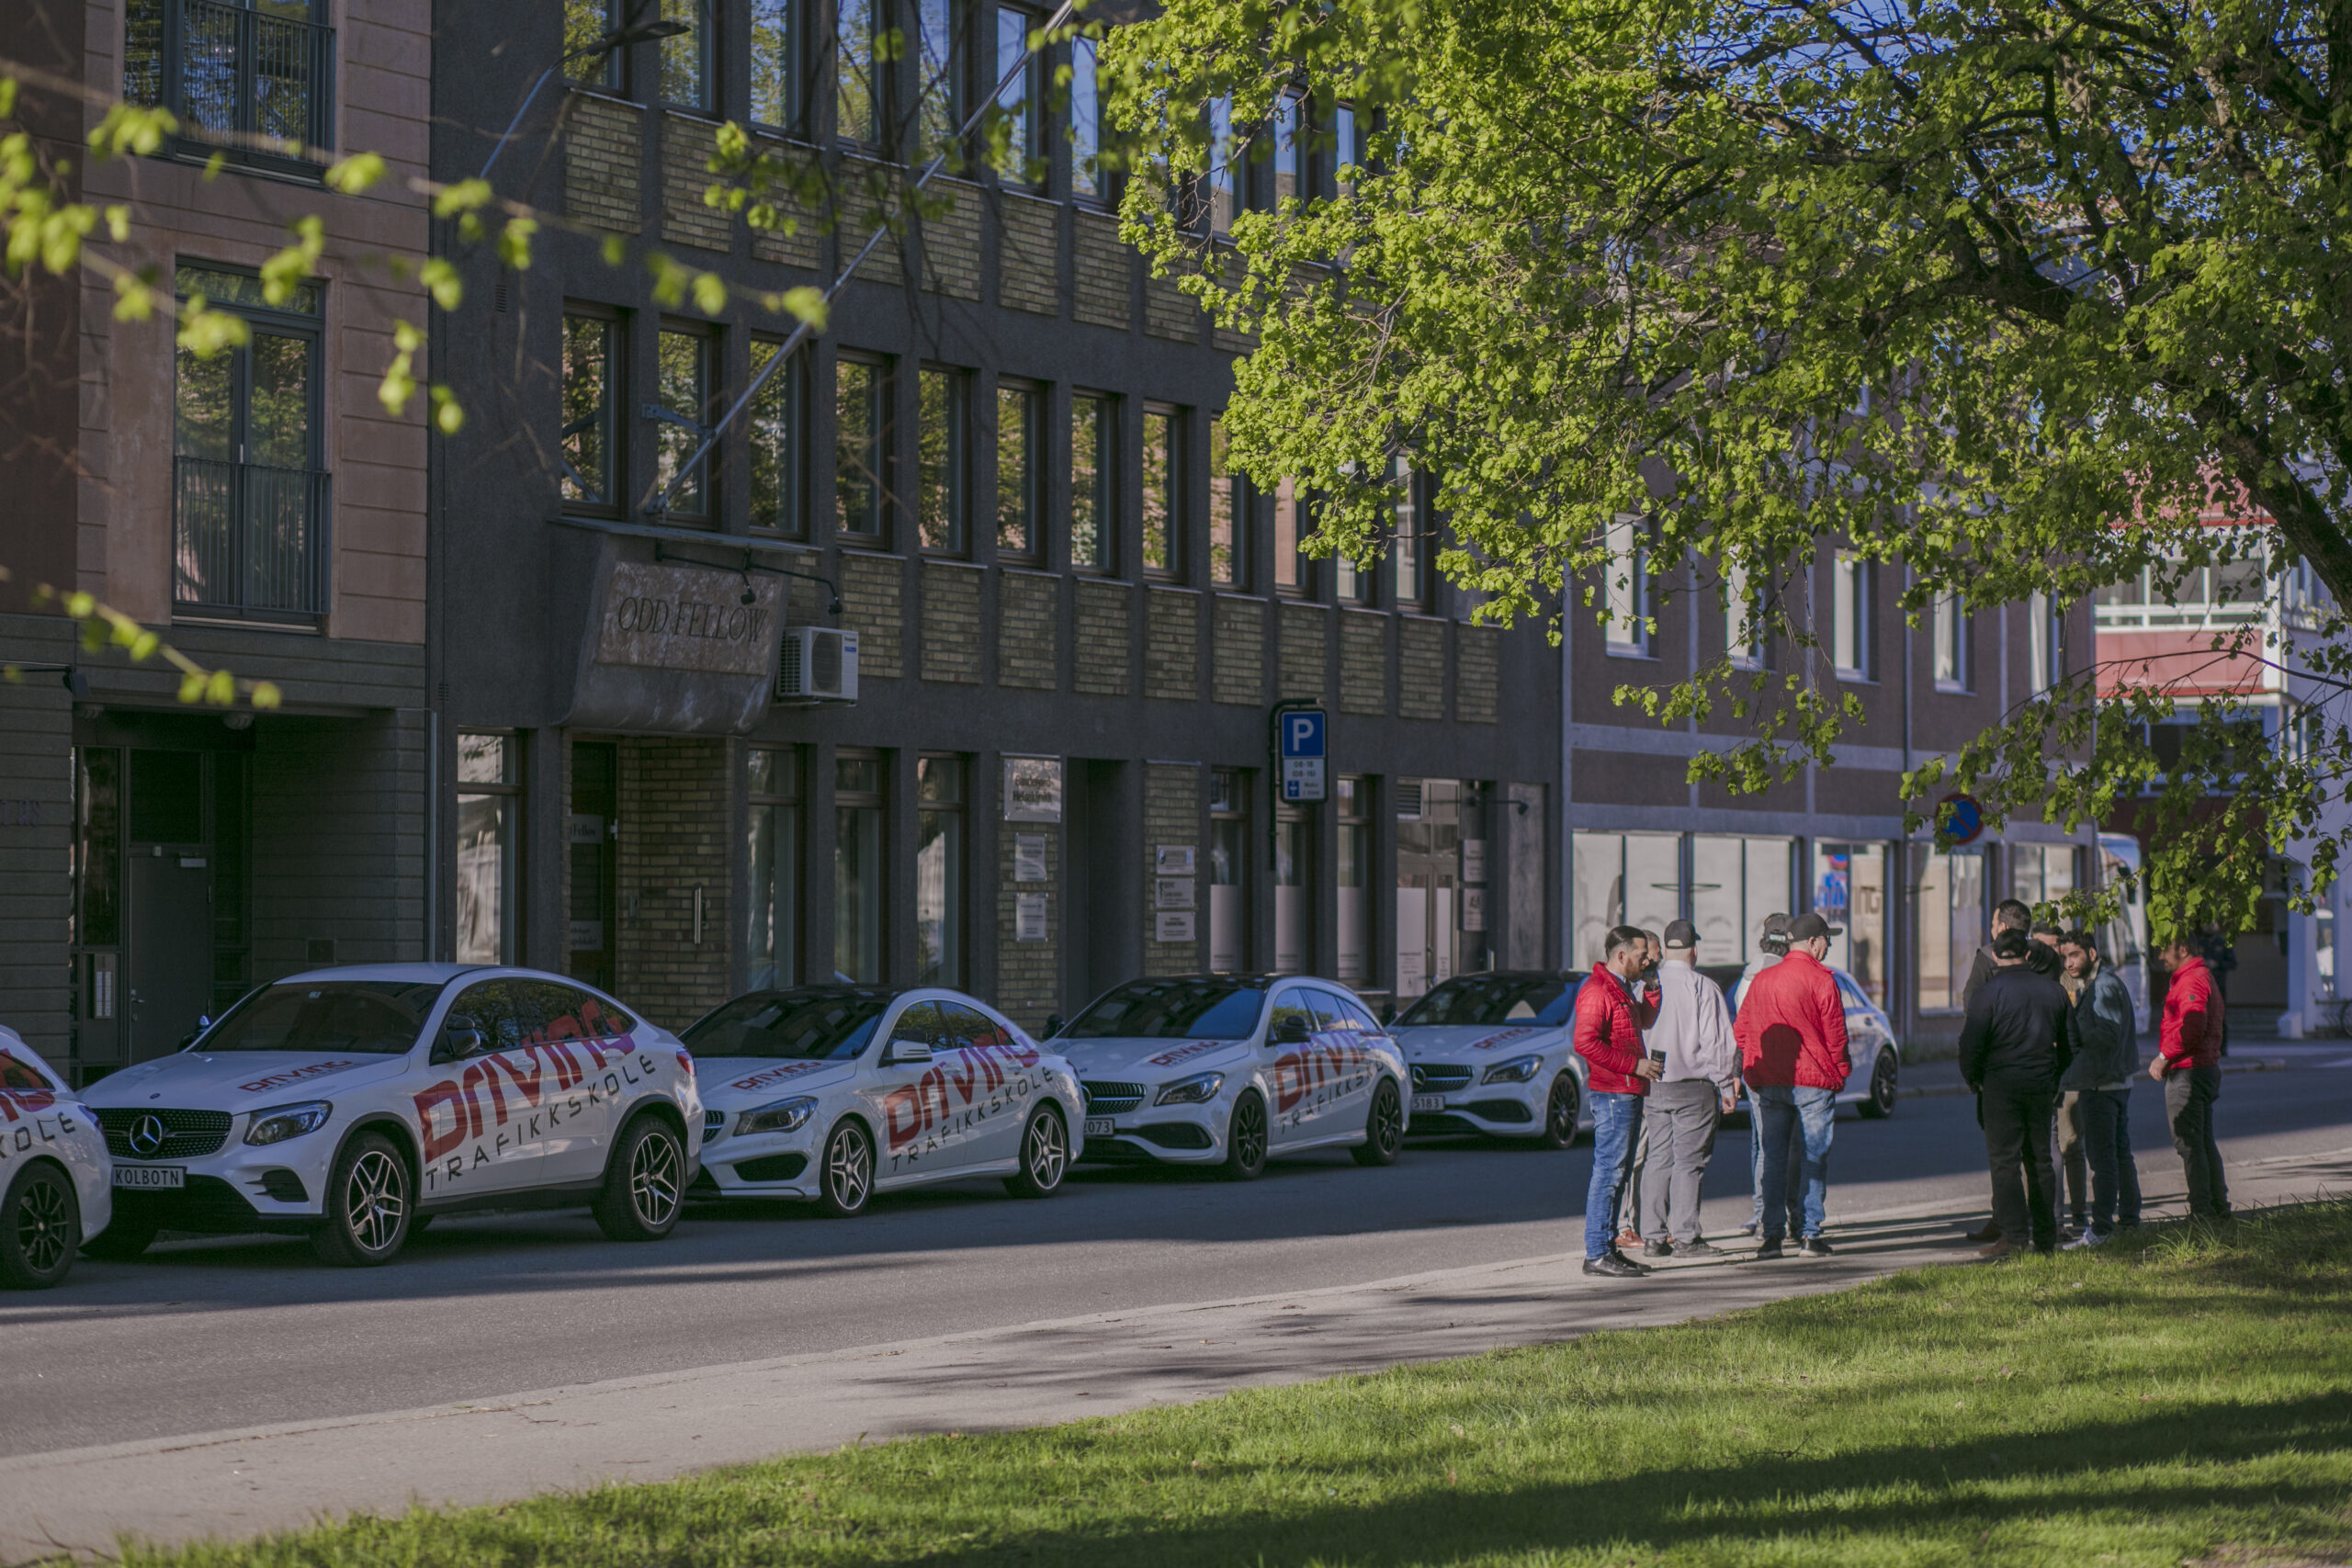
1958, 900, 2231, 1257
1570, 911, 1851, 1279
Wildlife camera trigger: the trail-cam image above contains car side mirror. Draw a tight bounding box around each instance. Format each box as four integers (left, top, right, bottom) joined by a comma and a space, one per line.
433, 1019, 485, 1065
178, 1015, 212, 1049
1272, 1016, 1311, 1045
884, 1037, 933, 1067
1044, 1012, 1065, 1039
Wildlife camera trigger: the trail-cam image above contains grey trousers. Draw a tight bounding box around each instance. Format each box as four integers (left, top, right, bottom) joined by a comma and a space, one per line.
1639, 1079, 1722, 1244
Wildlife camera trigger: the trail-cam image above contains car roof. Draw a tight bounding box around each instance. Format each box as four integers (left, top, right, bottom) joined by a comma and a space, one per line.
269, 963, 492, 985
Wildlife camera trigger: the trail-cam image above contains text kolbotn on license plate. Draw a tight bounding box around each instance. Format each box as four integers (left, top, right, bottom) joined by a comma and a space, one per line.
113, 1165, 187, 1190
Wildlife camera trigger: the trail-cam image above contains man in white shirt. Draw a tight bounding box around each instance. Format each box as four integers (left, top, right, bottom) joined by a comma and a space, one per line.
1639, 920, 1745, 1257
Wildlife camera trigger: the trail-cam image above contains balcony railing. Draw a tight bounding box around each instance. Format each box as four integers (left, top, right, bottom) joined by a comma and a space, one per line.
128, 0, 335, 171
173, 457, 332, 625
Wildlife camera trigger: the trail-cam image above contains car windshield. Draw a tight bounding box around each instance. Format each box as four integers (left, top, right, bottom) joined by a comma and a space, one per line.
1396, 975, 1575, 1028
196, 981, 447, 1055
1063, 979, 1266, 1040
682, 991, 891, 1060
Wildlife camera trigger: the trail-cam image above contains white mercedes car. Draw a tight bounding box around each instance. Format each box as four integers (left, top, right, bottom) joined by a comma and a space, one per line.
1388, 971, 1590, 1147
1049, 976, 1408, 1179
0, 1027, 109, 1290
82, 964, 703, 1267
682, 986, 1086, 1215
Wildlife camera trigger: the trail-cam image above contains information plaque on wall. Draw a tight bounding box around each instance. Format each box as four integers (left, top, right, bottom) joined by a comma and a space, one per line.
1155, 910, 1196, 943
1015, 893, 1048, 942
1012, 833, 1048, 883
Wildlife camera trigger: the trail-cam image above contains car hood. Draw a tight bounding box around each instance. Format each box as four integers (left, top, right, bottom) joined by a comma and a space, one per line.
86, 1051, 411, 1111
1395, 1024, 1561, 1063
1049, 1037, 1254, 1080
695, 1057, 862, 1104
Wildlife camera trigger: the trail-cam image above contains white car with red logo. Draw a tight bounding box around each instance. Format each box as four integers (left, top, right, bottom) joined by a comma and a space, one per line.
1390, 971, 1589, 1147
682, 987, 1085, 1215
0, 1027, 109, 1290
81, 964, 702, 1267
1049, 976, 1408, 1179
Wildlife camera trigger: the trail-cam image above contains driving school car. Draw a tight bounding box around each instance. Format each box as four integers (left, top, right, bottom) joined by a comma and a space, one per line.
1389, 971, 1590, 1147
683, 986, 1085, 1215
0, 1026, 109, 1290
82, 964, 703, 1267
1050, 976, 1408, 1179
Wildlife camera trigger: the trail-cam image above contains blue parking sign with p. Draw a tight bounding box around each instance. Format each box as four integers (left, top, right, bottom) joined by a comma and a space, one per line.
1281, 711, 1326, 760
1277, 708, 1327, 802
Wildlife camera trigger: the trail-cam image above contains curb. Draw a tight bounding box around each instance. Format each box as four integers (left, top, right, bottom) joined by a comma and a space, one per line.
1898, 1056, 2287, 1100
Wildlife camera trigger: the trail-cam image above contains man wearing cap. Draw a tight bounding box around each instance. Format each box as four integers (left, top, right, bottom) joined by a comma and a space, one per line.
1575, 924, 1665, 1278
1733, 911, 1851, 1258
1961, 927, 2070, 1256
1637, 920, 1742, 1257
1735, 913, 1800, 1238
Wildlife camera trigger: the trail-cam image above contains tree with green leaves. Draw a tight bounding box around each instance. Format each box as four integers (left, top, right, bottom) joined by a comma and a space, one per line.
1102, 0, 2352, 942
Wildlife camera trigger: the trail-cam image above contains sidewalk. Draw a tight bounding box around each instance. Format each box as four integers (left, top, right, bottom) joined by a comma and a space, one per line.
6, 1144, 2348, 1563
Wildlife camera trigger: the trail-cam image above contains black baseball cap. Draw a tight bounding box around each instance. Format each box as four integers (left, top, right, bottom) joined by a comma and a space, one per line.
1663, 919, 1700, 949
1787, 910, 1843, 942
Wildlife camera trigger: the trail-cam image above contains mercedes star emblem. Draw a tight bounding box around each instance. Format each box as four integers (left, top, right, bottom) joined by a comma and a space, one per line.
128, 1113, 167, 1157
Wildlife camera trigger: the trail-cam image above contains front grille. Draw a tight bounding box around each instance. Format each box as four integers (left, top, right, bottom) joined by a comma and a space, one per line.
1080, 1080, 1146, 1115
98, 1107, 234, 1159
1410, 1065, 1473, 1092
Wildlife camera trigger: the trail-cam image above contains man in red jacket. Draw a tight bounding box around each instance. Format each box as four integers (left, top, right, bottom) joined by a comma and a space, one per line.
1576, 924, 1664, 1277
1734, 911, 1851, 1258
2152, 938, 2229, 1219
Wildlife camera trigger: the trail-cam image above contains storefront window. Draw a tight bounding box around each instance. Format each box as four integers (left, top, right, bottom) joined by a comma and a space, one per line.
916, 755, 964, 986
456, 734, 518, 965
1274, 808, 1308, 974
2010, 841, 2078, 913
835, 752, 886, 984
1335, 776, 1370, 983
747, 747, 799, 989
1398, 779, 1482, 997
1570, 829, 1679, 967
1815, 841, 1890, 1007
1208, 769, 1247, 973
1916, 846, 1985, 1013
1690, 834, 1793, 968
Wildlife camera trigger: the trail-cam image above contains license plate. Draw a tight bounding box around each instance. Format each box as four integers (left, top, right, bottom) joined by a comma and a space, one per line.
1082, 1118, 1115, 1137
113, 1165, 186, 1190
1410, 1094, 1445, 1113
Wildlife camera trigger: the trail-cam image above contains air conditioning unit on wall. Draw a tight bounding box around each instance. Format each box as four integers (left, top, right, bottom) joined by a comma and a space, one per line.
777, 626, 859, 703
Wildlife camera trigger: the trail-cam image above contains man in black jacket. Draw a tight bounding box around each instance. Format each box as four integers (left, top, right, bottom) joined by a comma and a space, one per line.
1961, 899, 2063, 1244
1961, 929, 2072, 1258
2058, 929, 2142, 1247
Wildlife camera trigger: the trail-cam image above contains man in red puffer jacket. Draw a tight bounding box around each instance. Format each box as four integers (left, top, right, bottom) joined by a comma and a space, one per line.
1575, 925, 1663, 1277
1734, 912, 1851, 1258
2152, 939, 2228, 1219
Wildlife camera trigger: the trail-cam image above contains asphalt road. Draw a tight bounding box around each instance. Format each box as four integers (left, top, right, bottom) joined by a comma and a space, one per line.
8, 1056, 2349, 1461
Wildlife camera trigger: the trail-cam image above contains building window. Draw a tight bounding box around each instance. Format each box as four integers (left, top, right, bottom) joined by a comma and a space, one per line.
1271, 92, 1304, 207
2010, 841, 2077, 910
1916, 846, 1985, 1013
747, 747, 800, 988
1333, 544, 1368, 604
836, 355, 887, 540
1069, 32, 1103, 199
992, 4, 1041, 183
1206, 96, 1237, 234
1724, 558, 1762, 669
563, 0, 621, 87
1815, 841, 1890, 1009
1603, 515, 1648, 655
834, 751, 887, 984
1209, 769, 1247, 973
1208, 416, 1242, 586
172, 265, 328, 624
2027, 591, 2065, 694
1332, 103, 1359, 197
916, 0, 965, 159
750, 339, 804, 535
655, 327, 715, 524
1391, 457, 1429, 608
1070, 391, 1112, 570
1690, 834, 1793, 968
1274, 804, 1309, 974
124, 0, 335, 169
1570, 829, 1680, 967
661, 0, 712, 108
1831, 553, 1871, 679
916, 755, 965, 986
1932, 593, 1969, 690
997, 380, 1039, 558
919, 366, 967, 552
1335, 775, 1369, 982
560, 310, 617, 512
751, 0, 797, 128
1141, 405, 1179, 576
456, 734, 519, 965
1273, 478, 1307, 595
836, 0, 878, 144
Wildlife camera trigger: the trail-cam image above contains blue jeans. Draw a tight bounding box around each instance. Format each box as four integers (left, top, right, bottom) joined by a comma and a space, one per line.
1585, 1091, 1645, 1258
2080, 1086, 2141, 1234
1749, 1099, 1803, 1229
1754, 1085, 1836, 1240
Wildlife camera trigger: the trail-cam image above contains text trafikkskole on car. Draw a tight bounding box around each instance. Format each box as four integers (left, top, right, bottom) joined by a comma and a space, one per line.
0, 1025, 109, 1290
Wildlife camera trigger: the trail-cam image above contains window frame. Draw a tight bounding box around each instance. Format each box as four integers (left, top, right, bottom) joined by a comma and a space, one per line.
1603, 514, 1649, 657
833, 749, 888, 986
915, 752, 967, 987
746, 745, 802, 990
995, 377, 1042, 562
1390, 456, 1430, 610
1724, 557, 1763, 671
653, 320, 719, 526
125, 0, 338, 173
835, 0, 882, 147
1139, 403, 1183, 580
659, 0, 716, 111
834, 351, 891, 545
918, 364, 971, 555
749, 336, 807, 536
991, 2, 1044, 187
1069, 389, 1115, 573
455, 731, 522, 967
1207, 414, 1245, 589
564, 0, 625, 90
1272, 477, 1310, 597
1067, 29, 1109, 204
560, 306, 623, 518
749, 0, 803, 132
1830, 552, 1873, 682
1931, 592, 1971, 692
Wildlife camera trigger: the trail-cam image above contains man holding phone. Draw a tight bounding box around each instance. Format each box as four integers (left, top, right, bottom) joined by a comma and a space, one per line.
1576, 924, 1665, 1278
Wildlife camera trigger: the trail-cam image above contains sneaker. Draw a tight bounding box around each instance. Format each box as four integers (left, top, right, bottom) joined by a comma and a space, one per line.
2058, 1224, 2083, 1245
1736, 1221, 1760, 1237
2063, 1230, 2109, 1250
1674, 1238, 1722, 1258
1798, 1236, 1835, 1257
1642, 1239, 1675, 1258
1583, 1252, 1649, 1279
1965, 1222, 2003, 1244
1752, 1237, 1785, 1260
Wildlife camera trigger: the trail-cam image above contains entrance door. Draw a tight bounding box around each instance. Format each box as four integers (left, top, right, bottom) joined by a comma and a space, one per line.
129, 852, 214, 1061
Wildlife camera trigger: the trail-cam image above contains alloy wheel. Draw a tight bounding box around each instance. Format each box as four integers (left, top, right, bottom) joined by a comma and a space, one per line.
345, 1149, 407, 1255
1025, 1111, 1068, 1190
16, 1178, 70, 1274
827, 1123, 873, 1210
1371, 1083, 1403, 1156
630, 1127, 683, 1226
1232, 1094, 1267, 1168
1548, 1076, 1580, 1145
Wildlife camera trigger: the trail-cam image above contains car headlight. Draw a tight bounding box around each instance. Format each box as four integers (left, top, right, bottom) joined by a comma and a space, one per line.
735, 1095, 819, 1137
244, 1100, 333, 1146
1481, 1055, 1544, 1085
1155, 1071, 1226, 1106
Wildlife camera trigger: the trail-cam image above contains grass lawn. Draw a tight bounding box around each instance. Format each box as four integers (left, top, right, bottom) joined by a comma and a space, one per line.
134, 1203, 2352, 1568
